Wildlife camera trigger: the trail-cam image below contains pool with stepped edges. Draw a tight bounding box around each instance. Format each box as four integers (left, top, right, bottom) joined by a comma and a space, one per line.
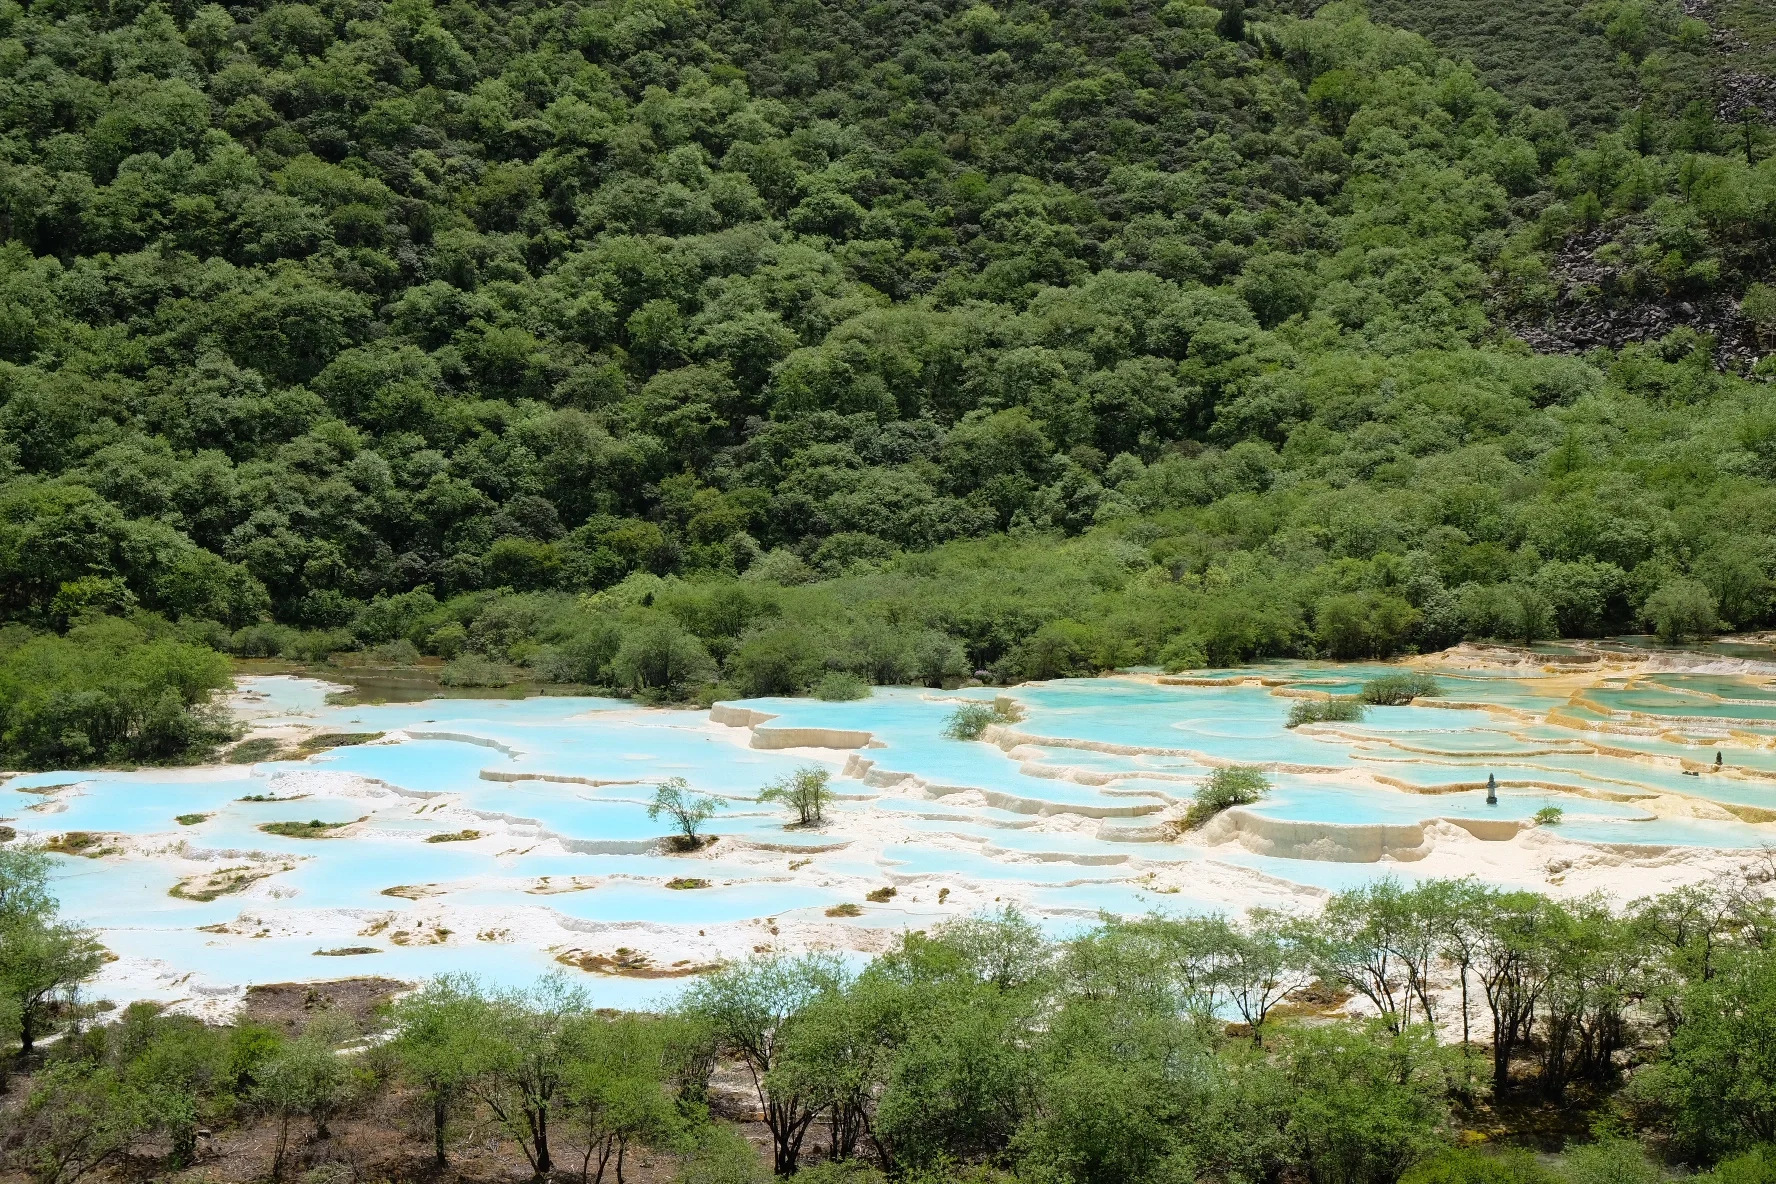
9, 644, 1776, 1011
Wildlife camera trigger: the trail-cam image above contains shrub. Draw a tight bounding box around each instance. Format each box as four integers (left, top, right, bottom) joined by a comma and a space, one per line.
811, 671, 870, 700
1159, 635, 1208, 672
0, 618, 234, 769
1315, 591, 1421, 659
1631, 953, 1776, 1161
230, 622, 302, 658
258, 819, 354, 838
369, 638, 421, 665
1706, 1146, 1776, 1183
1533, 806, 1563, 826
610, 620, 718, 698
942, 698, 1021, 740
1183, 765, 1269, 829
648, 777, 723, 850
725, 624, 823, 697
439, 653, 516, 687
1558, 1139, 1667, 1184
1287, 697, 1367, 728
1743, 283, 1776, 346
792, 1163, 887, 1184
676, 1125, 770, 1184
759, 766, 833, 826
1400, 1147, 1557, 1183
943, 702, 998, 739
1361, 672, 1443, 705
1643, 578, 1721, 643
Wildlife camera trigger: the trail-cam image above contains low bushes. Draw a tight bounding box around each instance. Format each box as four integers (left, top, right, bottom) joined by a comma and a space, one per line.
1287, 697, 1367, 728
1183, 765, 1270, 829
1361, 672, 1443, 706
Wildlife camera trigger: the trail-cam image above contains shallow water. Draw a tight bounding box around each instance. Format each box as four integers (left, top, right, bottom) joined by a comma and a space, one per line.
9, 653, 1776, 1006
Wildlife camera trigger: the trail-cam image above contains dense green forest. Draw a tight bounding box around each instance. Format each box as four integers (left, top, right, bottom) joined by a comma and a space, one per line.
0, 0, 1774, 762
9, 844, 1776, 1182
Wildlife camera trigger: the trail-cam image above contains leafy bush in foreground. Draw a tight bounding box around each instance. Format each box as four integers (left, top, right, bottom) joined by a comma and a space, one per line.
17, 847, 1776, 1181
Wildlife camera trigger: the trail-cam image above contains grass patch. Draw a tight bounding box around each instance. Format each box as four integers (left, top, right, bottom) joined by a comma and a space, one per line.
46, 831, 109, 857
239, 792, 309, 802
259, 818, 358, 838
424, 829, 481, 843
1286, 697, 1367, 728
226, 737, 286, 764
556, 948, 715, 977
666, 877, 711, 890
174, 813, 210, 826
314, 947, 381, 956
390, 924, 452, 945
296, 732, 384, 753
1360, 672, 1443, 706
826, 902, 863, 917
170, 864, 281, 901
0, 825, 14, 842
1534, 806, 1565, 826
866, 886, 898, 903
1181, 766, 1270, 831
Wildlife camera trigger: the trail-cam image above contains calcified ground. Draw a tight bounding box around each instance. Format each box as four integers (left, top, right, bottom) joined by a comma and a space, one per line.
7, 641, 1776, 1019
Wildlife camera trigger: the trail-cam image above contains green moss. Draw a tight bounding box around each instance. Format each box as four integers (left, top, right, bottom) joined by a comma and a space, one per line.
226, 737, 286, 764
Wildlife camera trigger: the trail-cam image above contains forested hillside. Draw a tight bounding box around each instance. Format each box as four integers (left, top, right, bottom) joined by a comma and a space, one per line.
0, 0, 1774, 762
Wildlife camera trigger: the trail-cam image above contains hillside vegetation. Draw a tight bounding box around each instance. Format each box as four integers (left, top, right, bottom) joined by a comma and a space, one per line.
0, 0, 1774, 757
1363, 0, 1713, 133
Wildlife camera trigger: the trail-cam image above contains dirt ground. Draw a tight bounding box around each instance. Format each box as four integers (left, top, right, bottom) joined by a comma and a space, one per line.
240, 977, 412, 1038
